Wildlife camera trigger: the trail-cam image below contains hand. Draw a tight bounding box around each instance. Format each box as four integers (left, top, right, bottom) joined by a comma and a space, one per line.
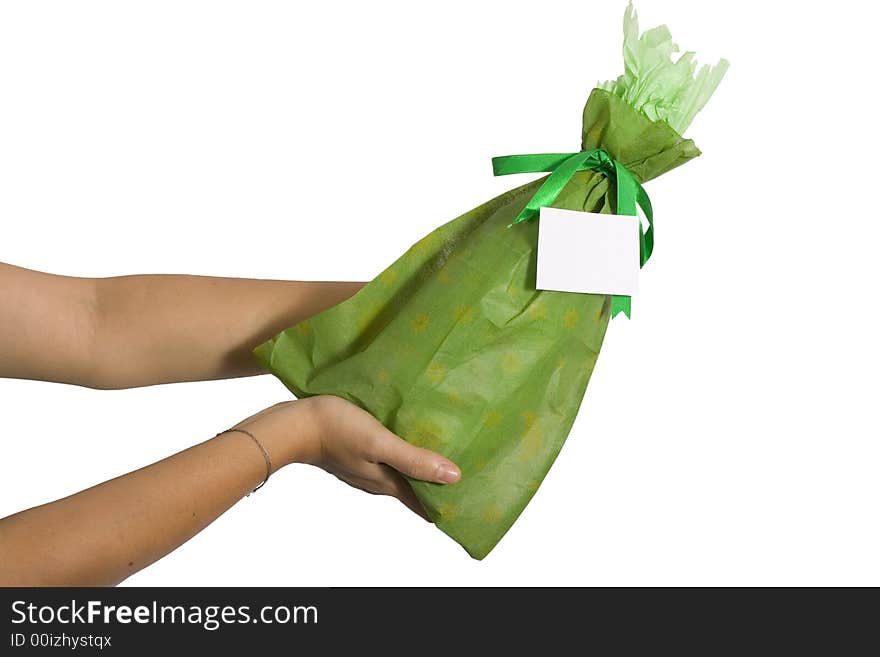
232, 396, 461, 519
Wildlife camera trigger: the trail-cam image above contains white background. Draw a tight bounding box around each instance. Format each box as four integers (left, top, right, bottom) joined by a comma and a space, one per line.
1, 0, 877, 586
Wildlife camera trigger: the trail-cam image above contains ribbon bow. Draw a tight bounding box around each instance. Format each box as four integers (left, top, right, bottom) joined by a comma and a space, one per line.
491, 149, 653, 318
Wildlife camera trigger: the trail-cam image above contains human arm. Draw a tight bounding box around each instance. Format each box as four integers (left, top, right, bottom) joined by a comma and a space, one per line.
0, 262, 364, 389
0, 396, 461, 586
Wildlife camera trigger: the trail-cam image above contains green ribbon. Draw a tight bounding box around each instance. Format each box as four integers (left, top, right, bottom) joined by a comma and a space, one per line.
491, 149, 653, 319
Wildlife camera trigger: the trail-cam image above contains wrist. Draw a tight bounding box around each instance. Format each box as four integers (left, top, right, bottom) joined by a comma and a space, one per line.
288, 397, 326, 465
233, 400, 321, 470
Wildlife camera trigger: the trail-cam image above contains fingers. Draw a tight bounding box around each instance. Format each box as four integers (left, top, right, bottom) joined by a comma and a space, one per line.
380, 468, 431, 522
341, 465, 432, 521
366, 427, 461, 484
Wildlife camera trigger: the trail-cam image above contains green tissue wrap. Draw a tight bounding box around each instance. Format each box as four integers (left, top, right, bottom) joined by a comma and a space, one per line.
599, 2, 729, 135
255, 5, 725, 559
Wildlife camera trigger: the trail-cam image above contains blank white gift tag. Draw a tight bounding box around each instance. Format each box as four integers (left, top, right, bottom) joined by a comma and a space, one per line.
536, 207, 639, 295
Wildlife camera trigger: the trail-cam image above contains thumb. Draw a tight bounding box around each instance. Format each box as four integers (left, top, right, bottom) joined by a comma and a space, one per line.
369, 427, 461, 484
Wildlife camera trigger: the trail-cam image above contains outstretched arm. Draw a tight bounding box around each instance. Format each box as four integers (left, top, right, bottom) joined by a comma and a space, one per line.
0, 396, 461, 586
0, 262, 364, 389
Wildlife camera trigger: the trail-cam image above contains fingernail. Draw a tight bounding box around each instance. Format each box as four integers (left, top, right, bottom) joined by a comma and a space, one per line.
436, 462, 461, 484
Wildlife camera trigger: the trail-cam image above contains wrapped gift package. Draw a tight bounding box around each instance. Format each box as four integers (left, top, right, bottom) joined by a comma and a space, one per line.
256, 4, 727, 558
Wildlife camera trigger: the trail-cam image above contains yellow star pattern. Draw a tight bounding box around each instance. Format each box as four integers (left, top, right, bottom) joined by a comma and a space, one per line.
379, 268, 398, 287
405, 420, 444, 452
426, 361, 446, 385
484, 409, 502, 428
437, 502, 458, 521
527, 301, 547, 320
407, 430, 431, 451
411, 232, 439, 256
501, 352, 521, 374
453, 304, 474, 325
521, 411, 538, 429
411, 313, 430, 333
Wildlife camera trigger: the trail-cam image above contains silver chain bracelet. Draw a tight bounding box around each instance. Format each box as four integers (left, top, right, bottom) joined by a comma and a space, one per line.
216, 427, 273, 495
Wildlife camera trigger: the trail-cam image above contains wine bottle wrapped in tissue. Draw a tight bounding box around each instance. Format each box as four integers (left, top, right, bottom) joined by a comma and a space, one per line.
255, 4, 727, 559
